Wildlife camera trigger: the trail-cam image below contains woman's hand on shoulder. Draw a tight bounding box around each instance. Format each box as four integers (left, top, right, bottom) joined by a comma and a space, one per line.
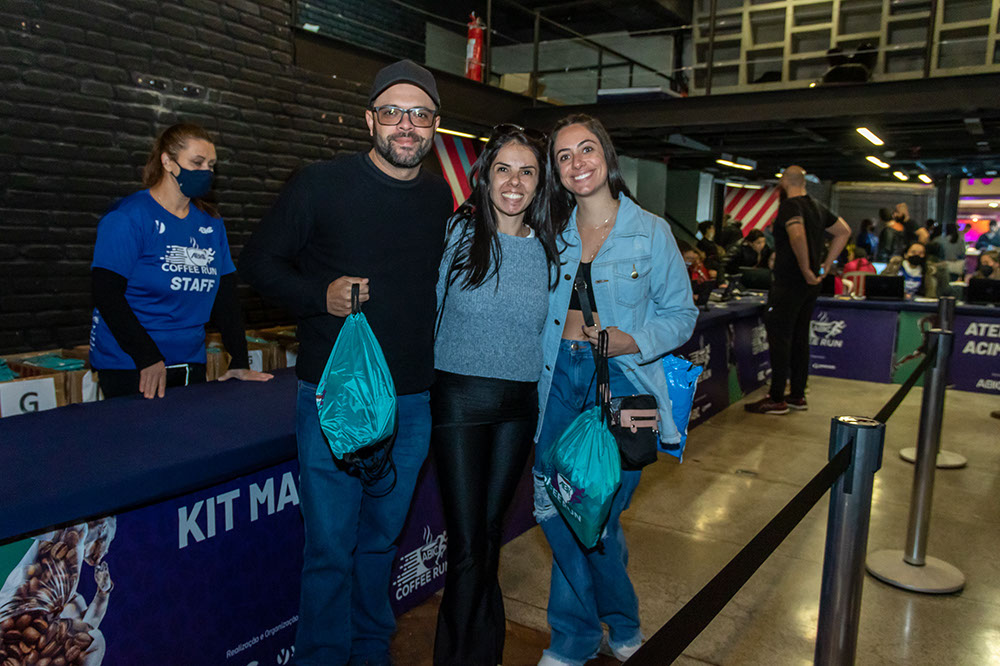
218, 368, 275, 382
582, 325, 639, 357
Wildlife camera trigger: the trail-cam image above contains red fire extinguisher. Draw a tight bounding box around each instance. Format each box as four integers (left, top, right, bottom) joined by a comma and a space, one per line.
465, 12, 485, 82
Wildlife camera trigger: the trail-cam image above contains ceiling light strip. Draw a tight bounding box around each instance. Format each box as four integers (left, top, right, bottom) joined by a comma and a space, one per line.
856, 127, 884, 146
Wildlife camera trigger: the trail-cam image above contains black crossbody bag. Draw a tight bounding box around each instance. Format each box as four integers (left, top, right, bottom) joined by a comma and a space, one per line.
574, 277, 660, 471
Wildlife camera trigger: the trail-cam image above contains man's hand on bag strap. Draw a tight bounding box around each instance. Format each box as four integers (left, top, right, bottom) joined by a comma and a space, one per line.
327, 276, 370, 316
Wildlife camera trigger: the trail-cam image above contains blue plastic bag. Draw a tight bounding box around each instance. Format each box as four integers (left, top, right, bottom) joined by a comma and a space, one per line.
542, 406, 622, 549
315, 290, 397, 459
659, 355, 703, 460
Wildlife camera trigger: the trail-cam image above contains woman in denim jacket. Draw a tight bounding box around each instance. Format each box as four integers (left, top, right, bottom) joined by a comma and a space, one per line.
534, 115, 698, 666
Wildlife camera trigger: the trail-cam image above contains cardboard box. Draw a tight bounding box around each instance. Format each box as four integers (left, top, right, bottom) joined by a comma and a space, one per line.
250, 326, 299, 368
2, 349, 94, 406
0, 365, 65, 417
206, 341, 228, 382
499, 72, 544, 97
205, 331, 287, 377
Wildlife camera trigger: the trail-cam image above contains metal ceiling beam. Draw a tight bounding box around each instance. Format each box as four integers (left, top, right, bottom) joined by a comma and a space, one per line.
519, 73, 1000, 129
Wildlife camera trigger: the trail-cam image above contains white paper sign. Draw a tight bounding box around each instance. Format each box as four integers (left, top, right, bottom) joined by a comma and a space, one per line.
0, 377, 58, 417
285, 350, 297, 368
81, 370, 99, 403
248, 349, 263, 372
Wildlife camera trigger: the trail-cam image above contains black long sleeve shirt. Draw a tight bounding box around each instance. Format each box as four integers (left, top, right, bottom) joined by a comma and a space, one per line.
239, 152, 452, 392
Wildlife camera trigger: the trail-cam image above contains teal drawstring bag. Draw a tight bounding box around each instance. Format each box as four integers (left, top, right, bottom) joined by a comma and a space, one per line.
658, 355, 703, 460
316, 284, 397, 462
542, 331, 622, 549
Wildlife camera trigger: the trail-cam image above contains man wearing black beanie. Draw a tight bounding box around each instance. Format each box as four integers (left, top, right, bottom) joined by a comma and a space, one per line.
240, 59, 452, 666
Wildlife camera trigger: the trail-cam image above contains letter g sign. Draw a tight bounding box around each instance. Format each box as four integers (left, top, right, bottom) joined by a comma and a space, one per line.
20, 391, 39, 412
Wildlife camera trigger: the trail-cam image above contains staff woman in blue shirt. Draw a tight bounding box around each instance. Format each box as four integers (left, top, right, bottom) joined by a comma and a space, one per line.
533, 115, 698, 666
432, 124, 560, 665
89, 124, 272, 399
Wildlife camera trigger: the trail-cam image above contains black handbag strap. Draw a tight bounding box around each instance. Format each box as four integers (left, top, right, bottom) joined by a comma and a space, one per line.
351, 283, 361, 315
573, 277, 611, 424
595, 329, 611, 425
573, 273, 596, 329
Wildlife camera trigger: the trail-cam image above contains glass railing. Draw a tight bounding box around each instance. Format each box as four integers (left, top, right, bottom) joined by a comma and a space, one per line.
295, 0, 686, 105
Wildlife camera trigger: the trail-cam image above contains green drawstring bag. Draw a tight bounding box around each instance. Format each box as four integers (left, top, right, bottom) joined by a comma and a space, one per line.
543, 406, 622, 549
316, 284, 397, 460
542, 331, 622, 548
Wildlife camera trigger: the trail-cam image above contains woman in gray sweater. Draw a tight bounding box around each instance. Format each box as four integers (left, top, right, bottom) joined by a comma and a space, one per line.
431, 124, 560, 665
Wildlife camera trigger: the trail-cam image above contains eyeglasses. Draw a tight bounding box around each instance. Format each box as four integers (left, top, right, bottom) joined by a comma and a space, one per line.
370, 105, 438, 128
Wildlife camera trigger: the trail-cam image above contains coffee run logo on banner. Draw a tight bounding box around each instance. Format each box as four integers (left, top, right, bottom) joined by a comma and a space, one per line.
751, 323, 769, 355
809, 312, 847, 347
393, 526, 447, 601
687, 336, 712, 382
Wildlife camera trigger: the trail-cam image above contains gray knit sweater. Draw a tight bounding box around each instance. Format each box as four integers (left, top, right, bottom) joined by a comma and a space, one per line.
434, 223, 550, 381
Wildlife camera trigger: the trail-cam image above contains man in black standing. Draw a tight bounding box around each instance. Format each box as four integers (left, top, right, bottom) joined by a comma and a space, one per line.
239, 60, 452, 665
745, 165, 851, 414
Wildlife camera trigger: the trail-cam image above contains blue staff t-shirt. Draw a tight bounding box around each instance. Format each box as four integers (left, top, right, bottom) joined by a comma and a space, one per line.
89, 190, 236, 369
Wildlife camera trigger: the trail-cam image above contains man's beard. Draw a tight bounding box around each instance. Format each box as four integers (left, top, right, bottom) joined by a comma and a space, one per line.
374, 130, 431, 168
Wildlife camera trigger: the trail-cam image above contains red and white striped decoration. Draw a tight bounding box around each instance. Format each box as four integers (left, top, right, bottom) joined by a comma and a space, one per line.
724, 185, 782, 236
432, 134, 480, 210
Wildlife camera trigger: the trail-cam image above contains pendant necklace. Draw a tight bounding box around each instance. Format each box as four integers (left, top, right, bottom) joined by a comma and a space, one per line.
581, 203, 619, 262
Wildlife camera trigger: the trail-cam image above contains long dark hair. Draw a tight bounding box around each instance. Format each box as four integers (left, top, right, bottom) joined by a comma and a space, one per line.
143, 123, 220, 218
445, 125, 560, 290
546, 114, 633, 236
945, 223, 959, 244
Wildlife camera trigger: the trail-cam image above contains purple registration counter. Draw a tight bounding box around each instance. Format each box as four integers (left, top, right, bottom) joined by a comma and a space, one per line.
809, 297, 1000, 394
1, 296, 995, 665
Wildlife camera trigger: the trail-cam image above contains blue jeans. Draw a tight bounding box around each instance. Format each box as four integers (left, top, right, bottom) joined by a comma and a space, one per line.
533, 340, 643, 666
294, 380, 431, 666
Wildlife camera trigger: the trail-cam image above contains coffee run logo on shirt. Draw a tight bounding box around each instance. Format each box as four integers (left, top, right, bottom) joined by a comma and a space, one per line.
809, 312, 847, 347
161, 238, 218, 276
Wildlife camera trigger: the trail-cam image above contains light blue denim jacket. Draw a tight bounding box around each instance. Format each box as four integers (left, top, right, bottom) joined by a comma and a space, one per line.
536, 196, 698, 444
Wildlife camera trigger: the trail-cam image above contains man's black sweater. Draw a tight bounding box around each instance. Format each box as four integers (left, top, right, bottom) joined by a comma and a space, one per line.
239, 152, 452, 393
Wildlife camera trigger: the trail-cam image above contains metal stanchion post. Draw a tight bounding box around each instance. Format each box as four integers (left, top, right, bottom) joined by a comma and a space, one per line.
899, 297, 966, 468
867, 328, 966, 593
815, 416, 885, 666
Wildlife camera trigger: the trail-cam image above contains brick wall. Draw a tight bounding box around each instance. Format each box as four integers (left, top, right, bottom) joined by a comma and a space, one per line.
0, 0, 378, 353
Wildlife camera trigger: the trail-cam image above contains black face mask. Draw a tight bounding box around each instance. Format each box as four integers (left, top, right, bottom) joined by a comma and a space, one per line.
982, 264, 995, 277
905, 255, 925, 267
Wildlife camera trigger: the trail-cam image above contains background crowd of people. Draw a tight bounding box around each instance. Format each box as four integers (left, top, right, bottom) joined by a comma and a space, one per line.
681, 201, 999, 301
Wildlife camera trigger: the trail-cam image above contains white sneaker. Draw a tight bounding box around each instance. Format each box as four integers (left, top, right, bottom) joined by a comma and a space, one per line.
599, 633, 643, 661
537, 652, 578, 666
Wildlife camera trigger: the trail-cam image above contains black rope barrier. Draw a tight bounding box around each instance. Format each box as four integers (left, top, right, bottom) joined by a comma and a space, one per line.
626, 331, 942, 664
626, 440, 856, 665
872, 336, 937, 424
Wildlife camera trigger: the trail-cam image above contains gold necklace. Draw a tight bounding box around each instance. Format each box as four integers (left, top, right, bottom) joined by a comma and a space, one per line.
580, 209, 615, 262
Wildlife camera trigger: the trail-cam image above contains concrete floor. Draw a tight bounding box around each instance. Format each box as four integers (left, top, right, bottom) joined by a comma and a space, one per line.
394, 377, 1000, 665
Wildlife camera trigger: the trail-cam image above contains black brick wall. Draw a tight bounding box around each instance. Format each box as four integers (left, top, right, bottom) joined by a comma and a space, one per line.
0, 0, 377, 353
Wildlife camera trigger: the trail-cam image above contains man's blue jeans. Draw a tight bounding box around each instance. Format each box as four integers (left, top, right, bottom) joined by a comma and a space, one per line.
533, 340, 642, 666
293, 380, 431, 666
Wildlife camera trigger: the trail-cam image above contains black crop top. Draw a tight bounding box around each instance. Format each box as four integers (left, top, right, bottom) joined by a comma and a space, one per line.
567, 262, 597, 312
